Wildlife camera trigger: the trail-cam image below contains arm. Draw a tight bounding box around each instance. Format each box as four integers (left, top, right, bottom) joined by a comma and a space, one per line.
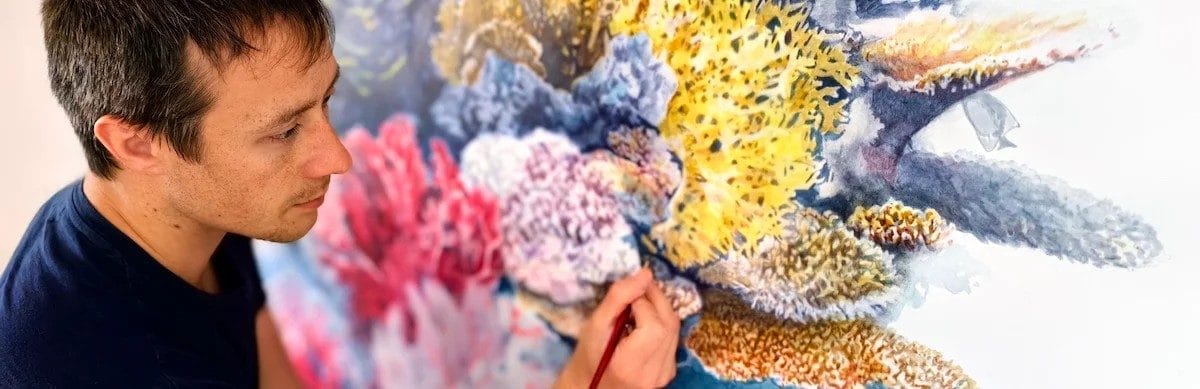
256, 308, 304, 389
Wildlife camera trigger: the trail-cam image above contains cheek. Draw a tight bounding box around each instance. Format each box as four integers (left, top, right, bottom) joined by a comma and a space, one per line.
174, 157, 291, 218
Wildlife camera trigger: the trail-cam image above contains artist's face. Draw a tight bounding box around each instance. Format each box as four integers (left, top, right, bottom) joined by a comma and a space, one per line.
163, 24, 350, 242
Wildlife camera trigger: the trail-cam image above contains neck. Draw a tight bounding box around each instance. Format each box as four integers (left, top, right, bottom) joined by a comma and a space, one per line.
83, 173, 225, 293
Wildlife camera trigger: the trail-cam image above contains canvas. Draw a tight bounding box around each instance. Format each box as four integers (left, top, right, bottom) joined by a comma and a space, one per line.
251, 0, 1189, 387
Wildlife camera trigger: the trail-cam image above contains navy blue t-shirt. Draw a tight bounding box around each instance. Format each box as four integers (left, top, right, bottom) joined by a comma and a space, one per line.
0, 179, 266, 387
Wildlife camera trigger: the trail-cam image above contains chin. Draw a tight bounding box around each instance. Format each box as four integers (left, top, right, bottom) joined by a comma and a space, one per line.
248, 215, 319, 243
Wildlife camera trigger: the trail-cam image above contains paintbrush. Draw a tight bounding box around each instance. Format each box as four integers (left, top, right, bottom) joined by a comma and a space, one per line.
588, 304, 633, 389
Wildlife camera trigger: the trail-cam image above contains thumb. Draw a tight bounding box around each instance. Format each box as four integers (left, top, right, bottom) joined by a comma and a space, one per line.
591, 267, 652, 324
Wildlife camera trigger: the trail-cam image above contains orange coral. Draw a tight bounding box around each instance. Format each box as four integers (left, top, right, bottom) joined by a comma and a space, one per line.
687, 290, 976, 388
849, 201, 952, 250
862, 10, 1105, 93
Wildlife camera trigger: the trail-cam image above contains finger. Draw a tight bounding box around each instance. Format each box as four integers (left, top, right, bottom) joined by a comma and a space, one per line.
655, 330, 679, 387
610, 298, 669, 385
612, 298, 663, 357
591, 267, 652, 325
646, 281, 680, 330
630, 296, 663, 331
646, 283, 680, 387
646, 282, 679, 373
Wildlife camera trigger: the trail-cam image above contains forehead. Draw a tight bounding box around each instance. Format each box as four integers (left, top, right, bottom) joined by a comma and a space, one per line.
188, 23, 337, 130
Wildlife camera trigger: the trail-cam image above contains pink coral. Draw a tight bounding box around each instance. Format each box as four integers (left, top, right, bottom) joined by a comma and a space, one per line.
498, 130, 641, 305
371, 280, 569, 388
311, 114, 503, 338
271, 281, 354, 389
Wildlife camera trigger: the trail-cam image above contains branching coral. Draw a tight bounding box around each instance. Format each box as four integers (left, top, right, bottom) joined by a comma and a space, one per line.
848, 200, 952, 250
893, 151, 1162, 267
431, 0, 619, 87
686, 290, 976, 388
861, 9, 1109, 94
311, 114, 504, 334
697, 207, 899, 323
463, 125, 682, 305
496, 130, 642, 304
609, 0, 861, 268
371, 281, 568, 388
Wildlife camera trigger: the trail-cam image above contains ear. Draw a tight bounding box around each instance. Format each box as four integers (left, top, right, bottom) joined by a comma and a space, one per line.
92, 115, 171, 175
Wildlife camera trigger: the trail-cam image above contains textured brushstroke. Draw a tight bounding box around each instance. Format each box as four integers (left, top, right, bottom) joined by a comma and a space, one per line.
498, 130, 641, 304
431, 34, 676, 152
659, 276, 703, 320
849, 200, 952, 250
311, 114, 503, 332
593, 126, 683, 229
572, 35, 677, 128
270, 279, 357, 389
515, 288, 596, 338
861, 9, 1110, 94
370, 281, 566, 388
431, 0, 617, 88
817, 98, 886, 200
686, 290, 976, 388
610, 0, 861, 269
697, 208, 900, 323
324, 0, 445, 141
463, 126, 682, 305
893, 151, 1161, 267
254, 239, 375, 388
458, 132, 534, 199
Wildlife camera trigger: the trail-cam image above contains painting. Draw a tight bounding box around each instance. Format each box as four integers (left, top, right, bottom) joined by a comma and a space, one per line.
251, 0, 1174, 387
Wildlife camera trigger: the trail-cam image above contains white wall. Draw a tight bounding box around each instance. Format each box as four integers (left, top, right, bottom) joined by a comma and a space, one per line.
0, 0, 86, 263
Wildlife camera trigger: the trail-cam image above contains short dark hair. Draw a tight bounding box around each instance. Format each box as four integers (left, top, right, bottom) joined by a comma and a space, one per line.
41, 0, 334, 179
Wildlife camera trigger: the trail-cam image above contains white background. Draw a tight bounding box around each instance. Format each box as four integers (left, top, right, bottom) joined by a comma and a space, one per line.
894, 0, 1200, 387
2, 0, 1197, 387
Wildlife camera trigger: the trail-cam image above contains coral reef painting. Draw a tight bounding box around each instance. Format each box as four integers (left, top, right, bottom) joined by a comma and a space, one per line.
252, 0, 1169, 387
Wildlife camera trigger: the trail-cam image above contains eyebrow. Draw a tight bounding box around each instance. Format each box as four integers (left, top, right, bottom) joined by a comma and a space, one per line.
261, 66, 340, 131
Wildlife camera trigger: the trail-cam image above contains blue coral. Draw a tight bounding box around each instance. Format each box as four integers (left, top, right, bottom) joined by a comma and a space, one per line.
431, 34, 677, 154
893, 151, 1162, 268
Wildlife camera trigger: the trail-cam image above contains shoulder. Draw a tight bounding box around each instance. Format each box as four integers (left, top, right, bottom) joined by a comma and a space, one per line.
0, 252, 162, 387
0, 181, 163, 387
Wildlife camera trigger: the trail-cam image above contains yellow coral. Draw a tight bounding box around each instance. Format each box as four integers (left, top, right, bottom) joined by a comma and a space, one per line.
849, 201, 950, 250
431, 0, 617, 86
687, 290, 976, 388
862, 11, 1095, 93
698, 208, 896, 323
609, 0, 860, 268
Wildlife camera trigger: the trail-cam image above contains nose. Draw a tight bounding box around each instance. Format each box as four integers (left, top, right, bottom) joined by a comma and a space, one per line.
302, 121, 353, 178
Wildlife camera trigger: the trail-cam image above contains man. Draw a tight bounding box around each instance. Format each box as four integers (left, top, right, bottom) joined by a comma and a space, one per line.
0, 1, 679, 388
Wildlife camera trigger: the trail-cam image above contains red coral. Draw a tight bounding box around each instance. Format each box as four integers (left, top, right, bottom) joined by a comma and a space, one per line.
311, 113, 503, 340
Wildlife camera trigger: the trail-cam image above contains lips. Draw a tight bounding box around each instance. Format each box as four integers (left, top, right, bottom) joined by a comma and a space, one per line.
297, 194, 326, 209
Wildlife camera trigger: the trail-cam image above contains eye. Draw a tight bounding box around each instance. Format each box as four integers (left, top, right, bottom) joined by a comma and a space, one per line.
272, 126, 299, 141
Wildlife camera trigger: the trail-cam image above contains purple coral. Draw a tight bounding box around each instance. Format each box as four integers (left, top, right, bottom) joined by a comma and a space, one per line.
498, 130, 642, 304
